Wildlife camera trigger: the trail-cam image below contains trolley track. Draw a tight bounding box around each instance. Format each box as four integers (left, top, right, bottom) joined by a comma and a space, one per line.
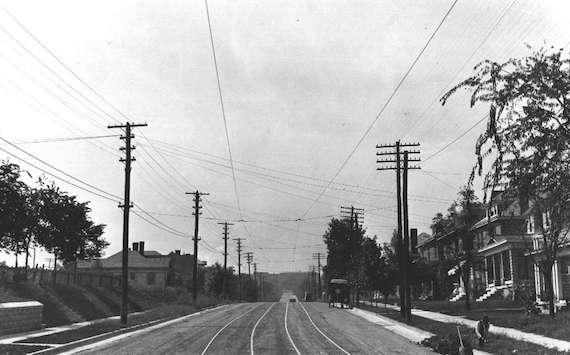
67, 302, 437, 355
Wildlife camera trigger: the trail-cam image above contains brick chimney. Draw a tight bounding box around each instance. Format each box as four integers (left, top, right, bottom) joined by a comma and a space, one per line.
132, 242, 139, 252
175, 250, 181, 255
139, 241, 145, 256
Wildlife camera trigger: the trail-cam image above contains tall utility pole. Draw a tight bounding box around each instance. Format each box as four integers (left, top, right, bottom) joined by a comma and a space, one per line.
340, 205, 364, 304
253, 262, 258, 300
245, 252, 253, 277
377, 141, 420, 323
233, 238, 244, 302
340, 205, 365, 228
187, 191, 209, 302
218, 222, 233, 300
402, 151, 413, 323
310, 266, 319, 296
245, 252, 253, 299
109, 122, 147, 325
312, 252, 324, 300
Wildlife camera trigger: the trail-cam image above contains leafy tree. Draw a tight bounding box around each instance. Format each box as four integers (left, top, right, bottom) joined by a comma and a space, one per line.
203, 262, 237, 299
356, 236, 383, 303
442, 46, 570, 316
448, 186, 484, 310
377, 241, 400, 306
35, 179, 107, 281
323, 217, 364, 284
0, 162, 36, 267
428, 186, 484, 306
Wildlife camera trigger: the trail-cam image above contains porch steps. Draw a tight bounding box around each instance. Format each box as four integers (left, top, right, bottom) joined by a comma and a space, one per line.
476, 285, 509, 302
449, 292, 466, 302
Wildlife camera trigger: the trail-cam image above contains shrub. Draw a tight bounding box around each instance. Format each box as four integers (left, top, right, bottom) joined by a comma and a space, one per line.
515, 280, 540, 316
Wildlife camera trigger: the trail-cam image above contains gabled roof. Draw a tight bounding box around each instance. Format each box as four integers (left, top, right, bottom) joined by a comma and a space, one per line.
471, 214, 526, 230
141, 251, 163, 257
78, 250, 172, 269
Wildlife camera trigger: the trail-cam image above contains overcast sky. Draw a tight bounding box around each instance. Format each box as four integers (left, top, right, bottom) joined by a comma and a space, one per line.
1, 0, 569, 274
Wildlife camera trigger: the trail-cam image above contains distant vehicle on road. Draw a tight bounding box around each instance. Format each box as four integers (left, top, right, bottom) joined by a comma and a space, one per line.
280, 291, 298, 303
328, 279, 350, 308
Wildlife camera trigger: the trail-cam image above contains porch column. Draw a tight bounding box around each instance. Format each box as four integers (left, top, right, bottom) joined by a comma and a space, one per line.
499, 252, 505, 285
484, 257, 490, 286
553, 260, 562, 300
534, 263, 541, 302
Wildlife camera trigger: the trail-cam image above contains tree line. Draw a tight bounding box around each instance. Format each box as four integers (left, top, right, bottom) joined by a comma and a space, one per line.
0, 161, 108, 272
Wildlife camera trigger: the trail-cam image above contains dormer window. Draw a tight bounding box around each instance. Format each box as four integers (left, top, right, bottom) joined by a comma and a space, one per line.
487, 204, 500, 218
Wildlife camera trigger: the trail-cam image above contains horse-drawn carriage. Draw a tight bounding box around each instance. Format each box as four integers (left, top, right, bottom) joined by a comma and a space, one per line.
328, 278, 350, 308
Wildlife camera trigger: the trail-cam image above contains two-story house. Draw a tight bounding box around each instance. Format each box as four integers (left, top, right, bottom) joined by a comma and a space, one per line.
472, 193, 536, 301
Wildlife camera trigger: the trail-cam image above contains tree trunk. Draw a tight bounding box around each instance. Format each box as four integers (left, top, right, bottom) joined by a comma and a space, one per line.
464, 268, 471, 311
464, 253, 471, 311
544, 267, 556, 317
25, 240, 30, 279
52, 251, 57, 285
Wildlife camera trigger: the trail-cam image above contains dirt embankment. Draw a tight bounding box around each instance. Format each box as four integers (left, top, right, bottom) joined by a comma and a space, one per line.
0, 282, 189, 327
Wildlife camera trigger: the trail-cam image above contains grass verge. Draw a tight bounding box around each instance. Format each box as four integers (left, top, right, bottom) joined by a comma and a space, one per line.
410, 300, 570, 342
359, 304, 570, 355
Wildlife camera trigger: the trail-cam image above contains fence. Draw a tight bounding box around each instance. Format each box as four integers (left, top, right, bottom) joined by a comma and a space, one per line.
0, 266, 120, 288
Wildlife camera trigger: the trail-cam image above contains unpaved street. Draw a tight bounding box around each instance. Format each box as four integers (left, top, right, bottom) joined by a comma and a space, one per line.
70, 302, 436, 355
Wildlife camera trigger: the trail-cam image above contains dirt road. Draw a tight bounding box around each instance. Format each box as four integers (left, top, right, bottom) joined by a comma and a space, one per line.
69, 302, 436, 355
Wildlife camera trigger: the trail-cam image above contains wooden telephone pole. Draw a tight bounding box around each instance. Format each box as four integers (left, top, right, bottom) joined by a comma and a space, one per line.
187, 191, 209, 302
218, 222, 233, 300
377, 141, 420, 323
109, 122, 147, 325
233, 238, 244, 302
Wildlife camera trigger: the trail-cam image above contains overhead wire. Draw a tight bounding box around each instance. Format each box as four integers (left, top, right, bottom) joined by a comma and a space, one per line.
203, 0, 270, 263
0, 3, 123, 125
297, 0, 459, 220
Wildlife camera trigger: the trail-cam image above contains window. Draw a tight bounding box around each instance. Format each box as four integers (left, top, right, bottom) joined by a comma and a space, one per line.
526, 215, 535, 234
542, 211, 551, 230
502, 250, 511, 281
561, 258, 569, 275
147, 272, 156, 285
495, 225, 502, 236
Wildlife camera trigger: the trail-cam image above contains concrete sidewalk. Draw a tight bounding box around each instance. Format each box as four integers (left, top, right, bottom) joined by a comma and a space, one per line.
362, 301, 570, 352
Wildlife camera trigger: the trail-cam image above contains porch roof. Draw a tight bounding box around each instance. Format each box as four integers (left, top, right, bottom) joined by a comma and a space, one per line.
477, 235, 526, 255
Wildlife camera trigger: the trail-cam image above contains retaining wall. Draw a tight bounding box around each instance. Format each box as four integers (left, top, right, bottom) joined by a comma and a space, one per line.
0, 301, 44, 335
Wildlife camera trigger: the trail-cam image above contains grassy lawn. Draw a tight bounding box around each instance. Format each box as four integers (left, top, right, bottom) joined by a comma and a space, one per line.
360, 300, 570, 355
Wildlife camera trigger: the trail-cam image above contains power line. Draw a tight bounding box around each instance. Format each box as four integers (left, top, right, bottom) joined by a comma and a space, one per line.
0, 136, 121, 202
2, 135, 120, 144
297, 0, 459, 220
204, 0, 242, 219
0, 3, 123, 124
